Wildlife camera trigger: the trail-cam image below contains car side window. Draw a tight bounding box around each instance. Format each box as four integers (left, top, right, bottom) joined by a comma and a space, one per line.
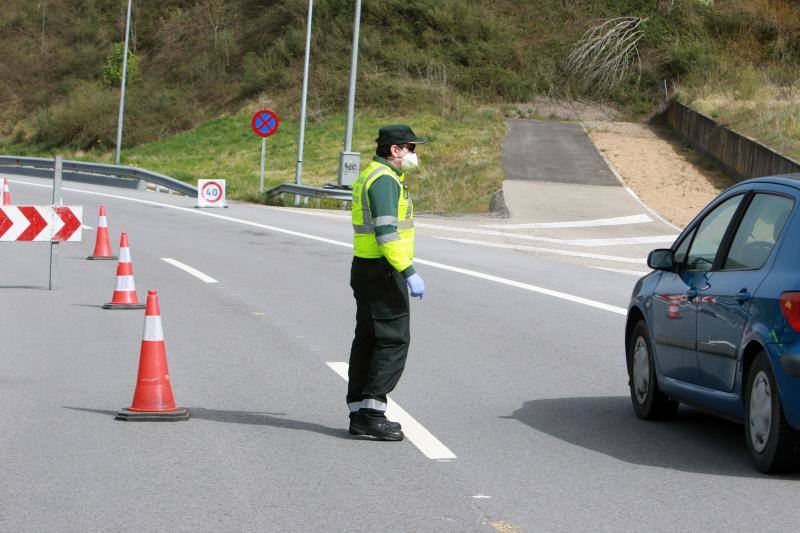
673, 228, 696, 268
686, 195, 743, 271
723, 193, 794, 270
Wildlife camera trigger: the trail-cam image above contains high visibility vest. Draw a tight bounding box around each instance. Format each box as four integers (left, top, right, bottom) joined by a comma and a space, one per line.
351, 160, 415, 260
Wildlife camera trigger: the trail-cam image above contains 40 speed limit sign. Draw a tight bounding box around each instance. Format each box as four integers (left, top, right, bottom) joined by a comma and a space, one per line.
196, 179, 227, 208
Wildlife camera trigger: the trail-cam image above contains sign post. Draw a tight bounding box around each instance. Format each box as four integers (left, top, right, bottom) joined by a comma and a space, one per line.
251, 109, 280, 194
49, 156, 63, 289
339, 0, 362, 187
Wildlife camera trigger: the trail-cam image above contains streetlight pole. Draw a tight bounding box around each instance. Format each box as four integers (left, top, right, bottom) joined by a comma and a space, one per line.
294, 0, 314, 190
343, 0, 361, 153
114, 0, 132, 166
337, 0, 362, 187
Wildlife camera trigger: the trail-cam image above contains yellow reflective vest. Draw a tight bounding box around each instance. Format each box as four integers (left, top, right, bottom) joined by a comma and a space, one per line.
351, 159, 415, 273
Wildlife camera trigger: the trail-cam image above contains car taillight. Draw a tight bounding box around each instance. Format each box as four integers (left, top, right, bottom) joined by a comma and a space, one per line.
780, 292, 800, 332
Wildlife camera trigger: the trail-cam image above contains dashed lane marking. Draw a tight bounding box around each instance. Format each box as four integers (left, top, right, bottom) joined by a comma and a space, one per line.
161, 258, 218, 283
326, 362, 457, 460
9, 179, 627, 316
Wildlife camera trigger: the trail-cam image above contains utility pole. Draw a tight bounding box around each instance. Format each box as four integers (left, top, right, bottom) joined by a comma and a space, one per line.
294, 0, 314, 192
114, 0, 132, 166
337, 0, 362, 187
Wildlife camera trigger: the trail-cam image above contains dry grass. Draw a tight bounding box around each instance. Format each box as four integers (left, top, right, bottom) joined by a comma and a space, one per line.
684, 78, 800, 161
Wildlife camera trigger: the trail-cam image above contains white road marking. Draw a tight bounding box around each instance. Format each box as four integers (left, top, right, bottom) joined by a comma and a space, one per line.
326, 362, 457, 460
414, 221, 677, 247
472, 494, 493, 499
433, 236, 646, 264
415, 258, 626, 315
160, 258, 218, 283
590, 266, 651, 277
9, 179, 627, 316
250, 206, 674, 246
480, 214, 652, 229
82, 224, 94, 230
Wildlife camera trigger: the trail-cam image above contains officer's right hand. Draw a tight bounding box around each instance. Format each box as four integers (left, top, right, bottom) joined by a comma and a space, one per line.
406, 273, 425, 299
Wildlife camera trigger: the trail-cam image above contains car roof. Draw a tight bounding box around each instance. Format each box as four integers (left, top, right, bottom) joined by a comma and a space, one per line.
733, 173, 800, 191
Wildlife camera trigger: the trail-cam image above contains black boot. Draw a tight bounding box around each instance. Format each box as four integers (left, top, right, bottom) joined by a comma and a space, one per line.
349, 412, 402, 431
349, 413, 404, 441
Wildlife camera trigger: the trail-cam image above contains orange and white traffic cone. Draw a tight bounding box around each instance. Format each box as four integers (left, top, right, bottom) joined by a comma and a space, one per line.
103, 232, 145, 310
115, 291, 189, 421
87, 205, 117, 260
2, 178, 10, 206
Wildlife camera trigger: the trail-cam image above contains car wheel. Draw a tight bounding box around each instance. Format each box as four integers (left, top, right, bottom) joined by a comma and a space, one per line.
628, 320, 678, 419
744, 352, 799, 474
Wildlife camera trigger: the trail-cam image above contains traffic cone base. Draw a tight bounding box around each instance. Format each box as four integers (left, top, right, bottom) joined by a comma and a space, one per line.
103, 302, 146, 310
114, 407, 189, 422
88, 255, 118, 260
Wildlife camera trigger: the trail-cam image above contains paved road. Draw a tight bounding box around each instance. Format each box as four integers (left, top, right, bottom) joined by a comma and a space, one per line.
1, 176, 798, 532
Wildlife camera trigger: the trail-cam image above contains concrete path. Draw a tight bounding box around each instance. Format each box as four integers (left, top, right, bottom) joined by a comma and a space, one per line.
410, 118, 685, 274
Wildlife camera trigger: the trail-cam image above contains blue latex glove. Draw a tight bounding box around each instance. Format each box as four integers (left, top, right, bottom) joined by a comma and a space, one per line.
406, 273, 425, 299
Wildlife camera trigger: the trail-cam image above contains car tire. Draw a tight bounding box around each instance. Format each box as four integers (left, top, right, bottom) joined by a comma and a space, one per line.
744, 352, 800, 474
628, 320, 679, 420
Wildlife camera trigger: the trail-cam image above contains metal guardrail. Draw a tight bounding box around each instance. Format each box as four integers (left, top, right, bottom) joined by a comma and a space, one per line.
0, 155, 198, 197
266, 182, 352, 202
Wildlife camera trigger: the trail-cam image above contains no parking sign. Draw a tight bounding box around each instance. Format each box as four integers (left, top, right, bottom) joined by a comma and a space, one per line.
252, 109, 280, 193
197, 179, 227, 208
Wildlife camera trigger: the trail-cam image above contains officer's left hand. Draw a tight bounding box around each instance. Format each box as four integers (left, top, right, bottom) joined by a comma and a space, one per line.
406, 273, 425, 299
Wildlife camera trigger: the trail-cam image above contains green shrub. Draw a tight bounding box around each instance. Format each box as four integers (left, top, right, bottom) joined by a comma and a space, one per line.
34, 81, 118, 149
664, 41, 713, 79
102, 43, 139, 86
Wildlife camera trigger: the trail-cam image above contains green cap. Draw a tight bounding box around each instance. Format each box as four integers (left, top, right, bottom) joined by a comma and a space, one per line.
375, 124, 427, 146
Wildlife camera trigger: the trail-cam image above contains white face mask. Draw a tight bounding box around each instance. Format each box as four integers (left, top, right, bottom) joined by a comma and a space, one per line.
402, 151, 419, 170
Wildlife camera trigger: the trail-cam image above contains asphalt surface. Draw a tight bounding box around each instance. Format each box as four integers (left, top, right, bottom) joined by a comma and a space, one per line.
502, 119, 618, 185
2, 176, 799, 532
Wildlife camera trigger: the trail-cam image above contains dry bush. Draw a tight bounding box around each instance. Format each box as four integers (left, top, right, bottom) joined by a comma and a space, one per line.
563, 17, 645, 93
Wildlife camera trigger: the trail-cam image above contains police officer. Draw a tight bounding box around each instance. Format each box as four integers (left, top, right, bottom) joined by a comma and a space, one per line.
347, 124, 426, 441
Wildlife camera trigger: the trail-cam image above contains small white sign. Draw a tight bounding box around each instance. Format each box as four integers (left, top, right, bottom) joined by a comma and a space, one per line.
197, 179, 227, 208
338, 151, 361, 187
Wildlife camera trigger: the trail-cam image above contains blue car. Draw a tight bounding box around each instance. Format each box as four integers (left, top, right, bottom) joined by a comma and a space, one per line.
626, 175, 800, 473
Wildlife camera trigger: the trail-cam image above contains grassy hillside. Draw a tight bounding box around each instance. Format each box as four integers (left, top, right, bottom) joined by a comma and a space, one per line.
4, 103, 506, 213
1, 1, 798, 211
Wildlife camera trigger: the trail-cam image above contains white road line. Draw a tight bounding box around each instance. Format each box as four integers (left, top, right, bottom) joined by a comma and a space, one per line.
326, 362, 457, 460
412, 222, 676, 247
415, 258, 626, 315
160, 258, 218, 283
82, 224, 94, 230
480, 214, 652, 229
9, 179, 626, 316
433, 236, 646, 264
590, 266, 651, 277
253, 207, 673, 247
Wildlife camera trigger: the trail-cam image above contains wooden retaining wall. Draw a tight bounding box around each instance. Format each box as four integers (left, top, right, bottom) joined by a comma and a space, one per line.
662, 100, 800, 180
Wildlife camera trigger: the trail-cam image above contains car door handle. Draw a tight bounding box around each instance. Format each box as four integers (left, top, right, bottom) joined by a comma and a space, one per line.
736, 289, 751, 303
687, 289, 699, 300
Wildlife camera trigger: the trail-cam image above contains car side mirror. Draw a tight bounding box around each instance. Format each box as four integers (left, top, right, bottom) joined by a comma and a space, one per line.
648, 249, 674, 270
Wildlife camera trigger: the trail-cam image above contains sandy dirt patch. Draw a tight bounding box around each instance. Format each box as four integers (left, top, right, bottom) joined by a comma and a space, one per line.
585, 121, 735, 229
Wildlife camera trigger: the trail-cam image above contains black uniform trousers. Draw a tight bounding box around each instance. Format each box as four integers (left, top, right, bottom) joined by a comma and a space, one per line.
347, 257, 410, 416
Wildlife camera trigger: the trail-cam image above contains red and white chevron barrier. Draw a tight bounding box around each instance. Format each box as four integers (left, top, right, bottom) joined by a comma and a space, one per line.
0, 206, 83, 242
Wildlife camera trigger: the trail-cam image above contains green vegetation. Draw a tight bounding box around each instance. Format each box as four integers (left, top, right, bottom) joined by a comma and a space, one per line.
674, 1, 800, 160
1, 0, 798, 210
